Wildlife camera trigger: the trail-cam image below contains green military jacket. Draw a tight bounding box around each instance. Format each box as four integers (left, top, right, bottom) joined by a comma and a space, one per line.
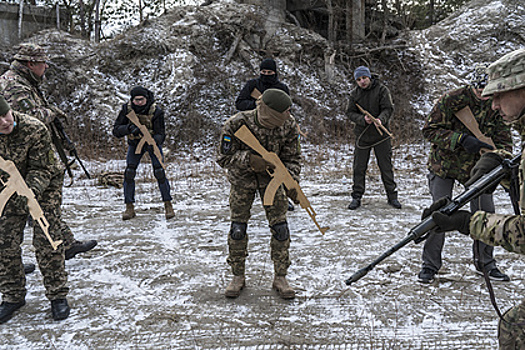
0, 112, 58, 214
470, 110, 525, 255
0, 61, 57, 125
216, 109, 301, 190
423, 85, 513, 184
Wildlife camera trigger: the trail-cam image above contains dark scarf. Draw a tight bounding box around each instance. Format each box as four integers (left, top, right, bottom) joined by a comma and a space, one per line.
130, 86, 155, 115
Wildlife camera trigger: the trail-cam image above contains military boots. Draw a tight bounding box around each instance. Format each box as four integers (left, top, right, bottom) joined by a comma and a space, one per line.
122, 203, 136, 220
0, 300, 25, 324
164, 201, 175, 220
51, 299, 70, 321
273, 276, 295, 299
225, 275, 245, 298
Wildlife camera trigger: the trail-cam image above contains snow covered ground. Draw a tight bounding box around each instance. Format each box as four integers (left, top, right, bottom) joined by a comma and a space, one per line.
2, 143, 524, 349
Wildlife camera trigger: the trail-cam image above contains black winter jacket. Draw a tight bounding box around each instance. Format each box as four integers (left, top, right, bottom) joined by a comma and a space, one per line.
112, 102, 166, 146
346, 77, 394, 146
235, 77, 290, 111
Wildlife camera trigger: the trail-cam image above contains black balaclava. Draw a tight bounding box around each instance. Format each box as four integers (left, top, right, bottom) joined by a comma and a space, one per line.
260, 58, 278, 86
130, 86, 154, 114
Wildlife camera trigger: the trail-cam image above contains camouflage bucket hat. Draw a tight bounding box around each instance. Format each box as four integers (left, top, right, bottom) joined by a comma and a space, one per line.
483, 48, 525, 96
13, 43, 49, 62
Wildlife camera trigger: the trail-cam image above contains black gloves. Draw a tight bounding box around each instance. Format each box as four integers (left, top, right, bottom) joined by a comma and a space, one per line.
422, 197, 471, 235
249, 154, 275, 173
464, 152, 504, 192
459, 134, 494, 154
128, 124, 142, 136
286, 188, 300, 204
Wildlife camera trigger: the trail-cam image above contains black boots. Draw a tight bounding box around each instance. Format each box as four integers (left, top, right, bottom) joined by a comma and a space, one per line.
347, 198, 361, 210
51, 299, 70, 321
0, 300, 25, 324
24, 263, 36, 274
65, 240, 98, 260
0, 299, 70, 323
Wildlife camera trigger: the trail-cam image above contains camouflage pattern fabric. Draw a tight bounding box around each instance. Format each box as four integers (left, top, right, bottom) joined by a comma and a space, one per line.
0, 112, 68, 303
483, 48, 525, 96
217, 109, 300, 277
0, 60, 57, 125
13, 43, 49, 62
423, 85, 512, 185
470, 109, 525, 348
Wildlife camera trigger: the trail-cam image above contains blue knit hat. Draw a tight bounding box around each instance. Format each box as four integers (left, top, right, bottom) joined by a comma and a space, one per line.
354, 66, 371, 80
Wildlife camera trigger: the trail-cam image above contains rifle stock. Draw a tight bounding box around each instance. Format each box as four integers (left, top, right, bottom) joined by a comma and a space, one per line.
126, 111, 166, 170
234, 125, 329, 235
0, 157, 62, 250
345, 154, 521, 285
356, 103, 394, 139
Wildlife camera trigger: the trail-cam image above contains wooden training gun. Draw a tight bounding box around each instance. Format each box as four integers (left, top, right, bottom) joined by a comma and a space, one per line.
0, 156, 62, 250
234, 125, 329, 235
356, 103, 394, 139
126, 110, 166, 169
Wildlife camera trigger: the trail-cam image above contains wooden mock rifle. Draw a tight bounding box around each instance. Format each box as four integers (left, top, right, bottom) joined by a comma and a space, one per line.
454, 106, 496, 154
0, 156, 62, 250
234, 125, 329, 235
356, 103, 394, 139
126, 110, 166, 170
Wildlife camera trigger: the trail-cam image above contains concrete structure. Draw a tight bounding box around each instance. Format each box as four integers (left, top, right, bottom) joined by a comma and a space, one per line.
0, 2, 68, 47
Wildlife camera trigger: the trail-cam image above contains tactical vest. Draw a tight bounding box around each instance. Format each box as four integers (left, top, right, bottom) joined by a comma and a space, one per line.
127, 101, 155, 140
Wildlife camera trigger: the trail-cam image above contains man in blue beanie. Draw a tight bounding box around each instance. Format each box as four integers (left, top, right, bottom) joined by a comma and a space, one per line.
346, 66, 401, 210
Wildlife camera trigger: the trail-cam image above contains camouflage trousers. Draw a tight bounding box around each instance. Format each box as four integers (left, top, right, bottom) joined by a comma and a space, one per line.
227, 184, 291, 277
0, 174, 69, 303
498, 299, 525, 349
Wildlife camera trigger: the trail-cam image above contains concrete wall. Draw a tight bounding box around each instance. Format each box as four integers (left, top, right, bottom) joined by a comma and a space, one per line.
0, 2, 67, 47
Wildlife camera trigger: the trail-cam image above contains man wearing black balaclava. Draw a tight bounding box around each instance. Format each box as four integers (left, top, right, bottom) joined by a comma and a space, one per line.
235, 58, 290, 112
112, 86, 175, 221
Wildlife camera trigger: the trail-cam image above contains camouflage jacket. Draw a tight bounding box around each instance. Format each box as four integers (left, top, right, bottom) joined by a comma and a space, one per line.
0, 60, 58, 125
216, 109, 301, 189
346, 77, 394, 146
0, 112, 59, 214
469, 108, 525, 255
423, 85, 512, 184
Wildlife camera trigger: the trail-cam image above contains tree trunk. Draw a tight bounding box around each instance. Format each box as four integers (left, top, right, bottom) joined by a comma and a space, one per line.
351, 0, 365, 41
94, 0, 101, 42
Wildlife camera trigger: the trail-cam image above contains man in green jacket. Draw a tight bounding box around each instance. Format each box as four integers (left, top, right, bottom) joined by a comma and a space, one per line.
424, 48, 525, 350
419, 64, 513, 284
346, 66, 401, 210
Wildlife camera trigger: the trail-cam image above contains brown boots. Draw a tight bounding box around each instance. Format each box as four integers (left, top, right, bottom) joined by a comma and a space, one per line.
224, 275, 295, 299
164, 201, 175, 220
123, 202, 175, 220
122, 203, 136, 220
225, 275, 245, 298
273, 276, 295, 299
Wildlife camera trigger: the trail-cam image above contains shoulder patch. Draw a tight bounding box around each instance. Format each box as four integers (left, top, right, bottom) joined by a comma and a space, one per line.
221, 135, 233, 154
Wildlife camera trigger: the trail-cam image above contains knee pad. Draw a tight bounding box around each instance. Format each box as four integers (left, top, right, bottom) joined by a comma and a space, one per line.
230, 222, 247, 240
154, 167, 166, 183
124, 166, 137, 182
271, 221, 289, 241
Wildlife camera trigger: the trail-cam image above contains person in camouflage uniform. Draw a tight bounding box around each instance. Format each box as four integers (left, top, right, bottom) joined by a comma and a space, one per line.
112, 86, 175, 220
346, 66, 401, 210
0, 96, 70, 323
0, 43, 97, 260
423, 48, 525, 350
217, 88, 300, 299
418, 64, 513, 284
